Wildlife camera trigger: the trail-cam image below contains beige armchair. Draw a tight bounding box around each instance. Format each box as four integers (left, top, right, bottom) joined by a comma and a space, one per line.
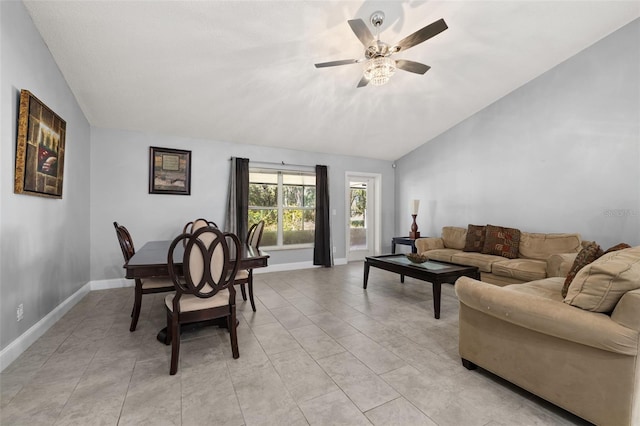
456, 275, 640, 425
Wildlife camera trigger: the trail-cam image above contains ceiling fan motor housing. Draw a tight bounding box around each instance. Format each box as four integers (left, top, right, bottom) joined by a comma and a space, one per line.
366, 41, 391, 59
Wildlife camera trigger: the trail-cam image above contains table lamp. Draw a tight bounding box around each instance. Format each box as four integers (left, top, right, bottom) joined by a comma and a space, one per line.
410, 199, 420, 239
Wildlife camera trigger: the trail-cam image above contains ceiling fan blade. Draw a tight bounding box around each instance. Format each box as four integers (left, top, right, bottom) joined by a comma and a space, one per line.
348, 19, 374, 47
357, 76, 369, 88
315, 59, 359, 68
395, 59, 431, 75
394, 18, 448, 52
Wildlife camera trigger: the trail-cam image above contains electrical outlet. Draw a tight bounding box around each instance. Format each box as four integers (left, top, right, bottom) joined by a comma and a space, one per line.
17, 303, 24, 322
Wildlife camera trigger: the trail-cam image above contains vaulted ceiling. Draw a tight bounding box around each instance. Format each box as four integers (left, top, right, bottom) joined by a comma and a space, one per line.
23, 1, 639, 160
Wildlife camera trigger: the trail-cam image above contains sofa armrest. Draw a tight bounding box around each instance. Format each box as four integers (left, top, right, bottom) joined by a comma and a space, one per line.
612, 289, 640, 332
455, 276, 639, 355
415, 237, 444, 253
546, 253, 578, 277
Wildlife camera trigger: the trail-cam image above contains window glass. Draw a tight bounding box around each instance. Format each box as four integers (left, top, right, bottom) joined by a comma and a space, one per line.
249, 169, 316, 248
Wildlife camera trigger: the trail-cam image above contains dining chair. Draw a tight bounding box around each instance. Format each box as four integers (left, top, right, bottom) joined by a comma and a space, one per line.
113, 222, 175, 332
234, 220, 265, 312
165, 226, 241, 375
183, 218, 218, 234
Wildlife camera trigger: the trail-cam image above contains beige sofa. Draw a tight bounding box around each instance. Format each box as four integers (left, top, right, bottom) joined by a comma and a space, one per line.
415, 226, 583, 286
455, 246, 640, 426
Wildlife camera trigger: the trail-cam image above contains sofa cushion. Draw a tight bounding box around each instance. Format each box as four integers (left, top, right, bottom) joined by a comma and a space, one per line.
518, 232, 582, 260
492, 259, 548, 282
561, 242, 603, 298
415, 237, 445, 253
565, 246, 640, 313
463, 224, 486, 252
424, 248, 460, 263
481, 225, 521, 259
546, 253, 579, 278
503, 277, 565, 302
442, 226, 467, 250
451, 252, 506, 273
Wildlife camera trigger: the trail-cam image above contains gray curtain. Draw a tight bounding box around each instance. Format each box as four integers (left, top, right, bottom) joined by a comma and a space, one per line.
313, 165, 332, 267
225, 157, 249, 240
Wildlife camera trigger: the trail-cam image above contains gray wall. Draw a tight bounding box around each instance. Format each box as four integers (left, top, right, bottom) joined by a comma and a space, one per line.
395, 19, 640, 249
0, 1, 91, 350
91, 127, 395, 281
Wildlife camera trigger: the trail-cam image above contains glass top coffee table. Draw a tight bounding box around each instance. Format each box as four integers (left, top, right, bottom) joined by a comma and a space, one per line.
363, 254, 480, 319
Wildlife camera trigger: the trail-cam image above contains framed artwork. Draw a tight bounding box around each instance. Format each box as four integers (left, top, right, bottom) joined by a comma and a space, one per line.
14, 89, 66, 198
149, 146, 191, 195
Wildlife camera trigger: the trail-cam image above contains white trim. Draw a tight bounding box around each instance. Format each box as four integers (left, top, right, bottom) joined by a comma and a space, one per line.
345, 172, 382, 261
253, 257, 347, 274
90, 278, 132, 291
0, 282, 91, 372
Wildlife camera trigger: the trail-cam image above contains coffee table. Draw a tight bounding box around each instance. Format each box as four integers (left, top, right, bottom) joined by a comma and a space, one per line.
363, 254, 480, 319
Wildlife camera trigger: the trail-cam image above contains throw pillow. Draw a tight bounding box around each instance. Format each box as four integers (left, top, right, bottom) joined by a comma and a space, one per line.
603, 243, 631, 255
564, 246, 640, 312
463, 224, 486, 252
481, 225, 521, 259
561, 242, 603, 298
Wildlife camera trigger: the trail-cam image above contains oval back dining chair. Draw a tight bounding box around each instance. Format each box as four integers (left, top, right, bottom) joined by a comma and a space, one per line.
113, 222, 175, 332
183, 218, 218, 234
234, 220, 265, 312
166, 226, 241, 375
182, 219, 218, 246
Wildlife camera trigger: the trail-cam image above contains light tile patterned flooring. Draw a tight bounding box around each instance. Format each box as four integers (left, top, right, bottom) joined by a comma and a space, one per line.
0, 262, 591, 425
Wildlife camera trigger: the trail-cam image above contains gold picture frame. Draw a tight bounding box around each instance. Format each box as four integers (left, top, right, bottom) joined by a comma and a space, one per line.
14, 90, 66, 198
149, 146, 192, 195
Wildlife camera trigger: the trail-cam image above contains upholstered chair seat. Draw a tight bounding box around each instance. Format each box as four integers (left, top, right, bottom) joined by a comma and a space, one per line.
235, 270, 249, 280
142, 277, 175, 290
164, 290, 230, 312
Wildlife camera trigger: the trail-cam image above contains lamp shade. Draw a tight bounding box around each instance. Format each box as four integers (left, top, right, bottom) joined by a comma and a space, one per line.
411, 199, 420, 215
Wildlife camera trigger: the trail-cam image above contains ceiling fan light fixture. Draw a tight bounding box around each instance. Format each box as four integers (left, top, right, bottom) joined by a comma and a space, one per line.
364, 56, 396, 86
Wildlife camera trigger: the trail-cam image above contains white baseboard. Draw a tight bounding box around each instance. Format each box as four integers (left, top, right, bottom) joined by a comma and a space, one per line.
253, 257, 347, 274
0, 282, 91, 372
90, 278, 132, 291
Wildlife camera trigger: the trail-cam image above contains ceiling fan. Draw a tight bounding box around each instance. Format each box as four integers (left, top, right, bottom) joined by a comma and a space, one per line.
315, 11, 447, 88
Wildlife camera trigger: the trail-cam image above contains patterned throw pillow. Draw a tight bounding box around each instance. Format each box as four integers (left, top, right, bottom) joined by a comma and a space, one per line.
561, 242, 603, 298
603, 243, 631, 255
463, 224, 486, 252
481, 225, 521, 259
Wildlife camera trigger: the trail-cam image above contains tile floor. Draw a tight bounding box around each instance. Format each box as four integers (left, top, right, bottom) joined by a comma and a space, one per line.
0, 262, 591, 425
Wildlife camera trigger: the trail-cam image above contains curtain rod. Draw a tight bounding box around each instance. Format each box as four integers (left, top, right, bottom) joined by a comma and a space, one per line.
229, 157, 316, 170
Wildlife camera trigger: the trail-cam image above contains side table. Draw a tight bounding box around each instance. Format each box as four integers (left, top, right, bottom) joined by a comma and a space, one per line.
391, 236, 418, 254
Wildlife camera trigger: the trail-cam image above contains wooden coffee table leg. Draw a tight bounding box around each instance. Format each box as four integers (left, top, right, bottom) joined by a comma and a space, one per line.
363, 261, 370, 289
433, 281, 442, 319
400, 274, 404, 283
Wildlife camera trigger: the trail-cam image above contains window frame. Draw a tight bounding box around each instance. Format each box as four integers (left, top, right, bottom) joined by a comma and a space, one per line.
249, 168, 316, 251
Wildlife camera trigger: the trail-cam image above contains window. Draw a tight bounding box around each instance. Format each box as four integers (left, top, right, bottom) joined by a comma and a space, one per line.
249, 169, 316, 248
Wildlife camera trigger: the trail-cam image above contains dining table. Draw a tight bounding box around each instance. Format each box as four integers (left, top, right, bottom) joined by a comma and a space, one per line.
124, 240, 269, 279
124, 239, 270, 342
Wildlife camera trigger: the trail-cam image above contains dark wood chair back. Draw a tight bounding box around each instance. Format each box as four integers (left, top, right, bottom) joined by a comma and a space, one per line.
182, 219, 218, 246
246, 220, 265, 248
114, 220, 175, 332
168, 226, 240, 308
114, 221, 135, 262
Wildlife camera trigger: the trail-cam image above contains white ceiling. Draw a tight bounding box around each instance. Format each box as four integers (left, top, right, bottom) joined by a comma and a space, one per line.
23, 1, 639, 161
